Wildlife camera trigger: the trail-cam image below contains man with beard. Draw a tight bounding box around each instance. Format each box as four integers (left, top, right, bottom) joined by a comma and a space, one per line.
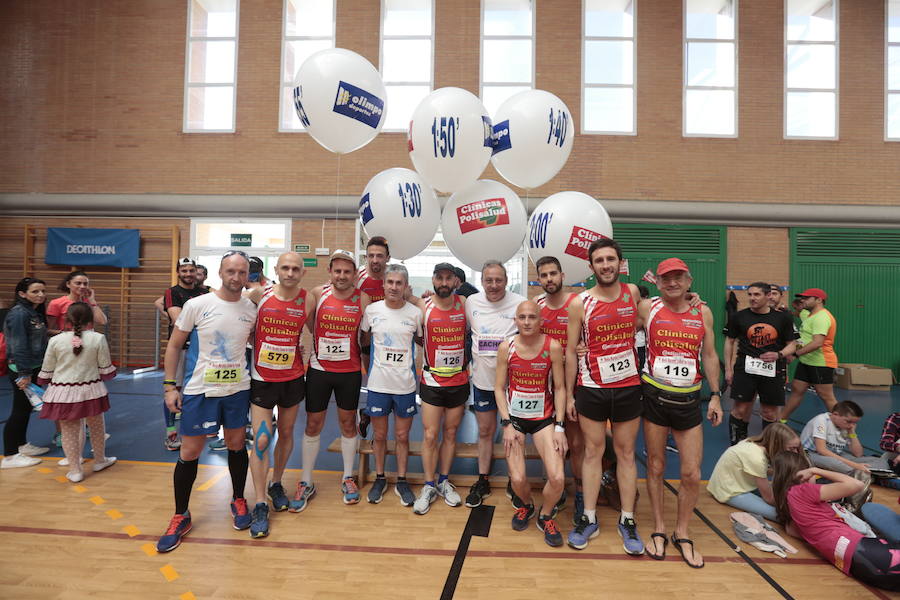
412, 263, 467, 514
357, 236, 389, 303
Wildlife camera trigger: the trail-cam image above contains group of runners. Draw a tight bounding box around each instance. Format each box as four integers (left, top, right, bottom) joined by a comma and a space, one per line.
154, 235, 734, 569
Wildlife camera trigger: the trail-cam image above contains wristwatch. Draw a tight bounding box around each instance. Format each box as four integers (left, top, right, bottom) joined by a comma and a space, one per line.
709, 391, 721, 397
554, 421, 565, 429
500, 418, 511, 427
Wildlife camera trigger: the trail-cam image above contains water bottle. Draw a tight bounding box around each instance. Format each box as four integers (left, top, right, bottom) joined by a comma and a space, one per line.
22, 382, 44, 411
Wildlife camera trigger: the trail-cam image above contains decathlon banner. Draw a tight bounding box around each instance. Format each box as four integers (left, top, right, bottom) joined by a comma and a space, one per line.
45, 228, 140, 268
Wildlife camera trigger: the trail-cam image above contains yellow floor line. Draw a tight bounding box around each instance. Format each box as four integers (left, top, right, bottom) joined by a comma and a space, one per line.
106, 509, 123, 520
122, 524, 141, 537
197, 469, 228, 491
141, 542, 157, 557
159, 564, 179, 582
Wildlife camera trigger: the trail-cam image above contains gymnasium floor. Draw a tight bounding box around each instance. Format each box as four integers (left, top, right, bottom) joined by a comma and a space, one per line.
2, 373, 899, 599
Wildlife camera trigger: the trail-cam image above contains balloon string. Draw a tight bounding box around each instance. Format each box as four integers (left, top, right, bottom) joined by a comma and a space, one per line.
335, 153, 342, 250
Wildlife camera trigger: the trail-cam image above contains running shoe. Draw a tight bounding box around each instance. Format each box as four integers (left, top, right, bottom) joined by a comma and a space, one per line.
368, 477, 387, 504
92, 456, 117, 472
413, 484, 438, 515
617, 517, 644, 556
550, 488, 567, 519
157, 513, 192, 553
341, 476, 361, 505
250, 503, 269, 538
573, 491, 585, 525
268, 482, 289, 512
395, 480, 415, 507
465, 478, 491, 508
537, 515, 563, 547
357, 408, 371, 438
164, 433, 181, 451
505, 479, 523, 509
230, 498, 252, 530
208, 437, 227, 451
0, 453, 41, 469
18, 443, 49, 456
288, 481, 316, 513
567, 515, 599, 550
511, 504, 535, 531
436, 479, 462, 507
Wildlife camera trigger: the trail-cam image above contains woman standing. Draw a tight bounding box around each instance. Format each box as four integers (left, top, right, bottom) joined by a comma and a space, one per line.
47, 271, 107, 335
2, 277, 50, 468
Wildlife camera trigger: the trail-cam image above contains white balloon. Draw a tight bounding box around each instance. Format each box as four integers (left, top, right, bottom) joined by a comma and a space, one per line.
408, 88, 493, 193
441, 180, 527, 271
491, 90, 575, 189
527, 192, 614, 285
292, 48, 386, 154
358, 168, 440, 260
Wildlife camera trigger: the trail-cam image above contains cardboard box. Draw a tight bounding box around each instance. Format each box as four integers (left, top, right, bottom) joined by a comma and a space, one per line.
834, 364, 895, 392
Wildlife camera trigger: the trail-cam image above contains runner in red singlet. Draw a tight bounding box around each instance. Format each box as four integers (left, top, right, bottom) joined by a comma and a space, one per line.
564, 239, 644, 554
638, 257, 722, 568
535, 256, 582, 521
412, 263, 468, 515
245, 252, 314, 537
356, 236, 389, 303
495, 300, 567, 547
301, 250, 370, 509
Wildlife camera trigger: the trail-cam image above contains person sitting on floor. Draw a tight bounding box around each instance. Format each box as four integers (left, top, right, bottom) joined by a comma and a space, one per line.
707, 422, 800, 521
800, 401, 890, 475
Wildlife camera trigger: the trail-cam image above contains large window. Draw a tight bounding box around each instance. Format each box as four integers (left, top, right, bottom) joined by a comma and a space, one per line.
684, 0, 737, 137
190, 219, 292, 289
280, 0, 335, 131
785, 0, 838, 139
381, 0, 434, 132
583, 0, 636, 134
184, 0, 239, 132
887, 0, 900, 139
481, 0, 534, 118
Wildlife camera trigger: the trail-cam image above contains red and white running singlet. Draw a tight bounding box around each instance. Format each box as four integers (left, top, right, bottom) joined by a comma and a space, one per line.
251, 288, 308, 382
421, 295, 468, 388
308, 285, 363, 373
536, 293, 575, 348
644, 298, 705, 387
577, 283, 639, 389
357, 267, 384, 303
507, 335, 554, 421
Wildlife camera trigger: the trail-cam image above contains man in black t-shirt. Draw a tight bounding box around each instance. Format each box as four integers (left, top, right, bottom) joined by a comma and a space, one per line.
724, 281, 798, 445
161, 258, 208, 450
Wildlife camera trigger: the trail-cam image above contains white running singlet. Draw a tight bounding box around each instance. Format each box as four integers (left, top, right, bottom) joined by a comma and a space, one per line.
465, 291, 525, 391
361, 300, 423, 395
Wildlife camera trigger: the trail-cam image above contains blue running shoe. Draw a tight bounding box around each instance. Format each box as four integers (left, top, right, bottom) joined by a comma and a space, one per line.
618, 517, 644, 556
567, 515, 599, 550
511, 504, 535, 531
157, 513, 192, 553
506, 479, 523, 509
368, 477, 387, 504
573, 491, 585, 526
208, 437, 227, 452
537, 515, 563, 547
231, 498, 252, 530
395, 480, 415, 507
550, 488, 567, 519
250, 503, 269, 538
288, 481, 316, 513
341, 476, 361, 505
268, 482, 289, 512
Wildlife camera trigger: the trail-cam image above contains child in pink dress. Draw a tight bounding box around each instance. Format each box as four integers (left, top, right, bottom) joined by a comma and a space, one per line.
37, 302, 117, 482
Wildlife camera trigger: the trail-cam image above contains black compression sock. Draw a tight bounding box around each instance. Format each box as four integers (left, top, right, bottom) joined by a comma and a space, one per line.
173, 458, 199, 514
728, 414, 749, 446
227, 449, 249, 499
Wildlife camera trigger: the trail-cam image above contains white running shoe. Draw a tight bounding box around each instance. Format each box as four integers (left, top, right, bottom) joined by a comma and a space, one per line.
437, 479, 462, 507
66, 470, 84, 483
18, 443, 50, 456
1, 453, 41, 469
413, 484, 438, 515
92, 456, 117, 472
59, 456, 86, 467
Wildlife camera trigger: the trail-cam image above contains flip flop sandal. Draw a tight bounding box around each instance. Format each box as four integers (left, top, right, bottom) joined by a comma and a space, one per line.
645, 532, 668, 560
670, 535, 704, 569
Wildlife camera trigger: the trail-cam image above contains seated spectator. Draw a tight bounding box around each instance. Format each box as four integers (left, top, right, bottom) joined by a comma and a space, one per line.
772, 452, 900, 591
800, 401, 890, 475
879, 411, 900, 473
708, 422, 800, 521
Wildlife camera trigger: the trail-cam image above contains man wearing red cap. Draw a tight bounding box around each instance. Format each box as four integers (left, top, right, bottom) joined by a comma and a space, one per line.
781, 288, 838, 421
638, 257, 722, 568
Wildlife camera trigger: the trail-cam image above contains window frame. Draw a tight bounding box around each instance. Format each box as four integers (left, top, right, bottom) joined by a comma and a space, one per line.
278, 0, 336, 133
479, 0, 536, 118
682, 0, 738, 138
183, 0, 241, 134
379, 0, 435, 133
783, 0, 840, 141
886, 0, 900, 140
581, 0, 637, 136
189, 218, 294, 258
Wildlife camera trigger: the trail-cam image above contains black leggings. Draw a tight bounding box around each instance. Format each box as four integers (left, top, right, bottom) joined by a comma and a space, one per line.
3, 368, 40, 455
850, 538, 900, 591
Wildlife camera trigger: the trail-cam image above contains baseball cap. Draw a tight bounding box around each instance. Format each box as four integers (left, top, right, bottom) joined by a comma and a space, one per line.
795, 288, 827, 300
433, 262, 456, 275
656, 257, 689, 276
177, 257, 195, 267
329, 249, 357, 268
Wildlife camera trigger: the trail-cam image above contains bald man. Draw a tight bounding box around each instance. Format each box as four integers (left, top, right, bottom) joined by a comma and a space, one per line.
494, 301, 567, 547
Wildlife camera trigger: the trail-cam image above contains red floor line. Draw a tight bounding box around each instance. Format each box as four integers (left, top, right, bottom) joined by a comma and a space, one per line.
0, 524, 831, 565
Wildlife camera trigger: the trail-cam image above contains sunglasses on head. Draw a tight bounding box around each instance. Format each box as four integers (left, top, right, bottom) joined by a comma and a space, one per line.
222, 250, 249, 259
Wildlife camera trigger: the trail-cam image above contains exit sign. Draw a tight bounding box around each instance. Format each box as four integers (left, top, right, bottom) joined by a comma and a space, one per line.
231, 233, 252, 247
303, 258, 318, 267
294, 243, 311, 253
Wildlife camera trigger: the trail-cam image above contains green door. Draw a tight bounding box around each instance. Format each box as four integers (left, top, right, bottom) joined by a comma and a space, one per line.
612, 224, 728, 355
791, 228, 900, 378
